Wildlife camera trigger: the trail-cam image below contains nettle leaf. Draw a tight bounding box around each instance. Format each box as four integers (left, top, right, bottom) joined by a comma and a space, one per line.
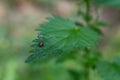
94, 0, 120, 8
96, 59, 120, 80
25, 16, 100, 62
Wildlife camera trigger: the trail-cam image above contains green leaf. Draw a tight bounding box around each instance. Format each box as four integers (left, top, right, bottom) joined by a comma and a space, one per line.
95, 21, 109, 27
94, 0, 120, 8
96, 59, 120, 80
90, 26, 103, 35
26, 16, 100, 62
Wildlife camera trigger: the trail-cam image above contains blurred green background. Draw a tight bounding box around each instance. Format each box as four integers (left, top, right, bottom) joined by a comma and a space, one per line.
0, 0, 120, 80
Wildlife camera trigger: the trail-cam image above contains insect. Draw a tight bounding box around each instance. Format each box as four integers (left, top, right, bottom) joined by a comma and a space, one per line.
39, 41, 44, 47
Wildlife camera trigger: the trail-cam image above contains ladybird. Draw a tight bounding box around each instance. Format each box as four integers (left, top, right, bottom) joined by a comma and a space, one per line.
39, 41, 44, 47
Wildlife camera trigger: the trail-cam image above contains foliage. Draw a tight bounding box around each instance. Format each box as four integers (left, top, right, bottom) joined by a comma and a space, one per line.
97, 58, 120, 80
25, 0, 120, 80
94, 0, 120, 8
25, 16, 100, 63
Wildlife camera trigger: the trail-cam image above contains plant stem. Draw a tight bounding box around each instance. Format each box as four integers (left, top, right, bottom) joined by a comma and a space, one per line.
84, 0, 91, 25
77, 1, 91, 80
85, 0, 90, 15
84, 65, 90, 80
83, 0, 91, 79
83, 48, 90, 80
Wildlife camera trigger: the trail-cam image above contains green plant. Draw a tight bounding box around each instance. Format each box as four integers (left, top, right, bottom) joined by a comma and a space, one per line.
26, 0, 120, 80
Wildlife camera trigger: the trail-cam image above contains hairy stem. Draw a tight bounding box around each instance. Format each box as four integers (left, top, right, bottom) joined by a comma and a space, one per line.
77, 1, 92, 80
